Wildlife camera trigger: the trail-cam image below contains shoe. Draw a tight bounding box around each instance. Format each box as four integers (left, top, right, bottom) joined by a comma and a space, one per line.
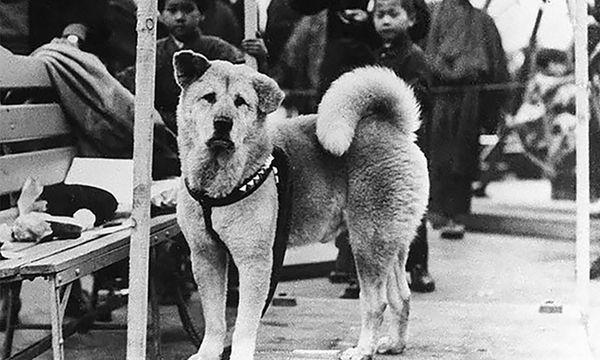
591, 256, 600, 280
440, 220, 465, 239
409, 264, 435, 293
340, 281, 360, 299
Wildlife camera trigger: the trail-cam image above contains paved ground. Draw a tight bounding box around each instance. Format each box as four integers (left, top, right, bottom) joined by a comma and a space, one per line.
3, 226, 599, 359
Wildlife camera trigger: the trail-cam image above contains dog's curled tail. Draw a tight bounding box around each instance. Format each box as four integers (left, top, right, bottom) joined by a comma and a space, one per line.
316, 66, 421, 156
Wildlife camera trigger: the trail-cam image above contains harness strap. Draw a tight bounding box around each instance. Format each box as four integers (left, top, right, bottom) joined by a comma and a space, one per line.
185, 146, 292, 317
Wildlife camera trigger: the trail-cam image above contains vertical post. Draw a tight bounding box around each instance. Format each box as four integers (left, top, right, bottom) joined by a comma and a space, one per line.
574, 0, 590, 322
127, 0, 157, 358
244, 0, 258, 70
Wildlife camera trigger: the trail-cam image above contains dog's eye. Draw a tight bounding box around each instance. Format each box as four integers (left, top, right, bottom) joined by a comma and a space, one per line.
234, 95, 248, 108
201, 92, 216, 104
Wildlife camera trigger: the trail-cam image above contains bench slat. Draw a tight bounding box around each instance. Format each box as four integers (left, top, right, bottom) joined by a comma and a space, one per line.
0, 52, 51, 88
0, 104, 70, 142
21, 214, 178, 277
0, 147, 76, 196
0, 239, 82, 279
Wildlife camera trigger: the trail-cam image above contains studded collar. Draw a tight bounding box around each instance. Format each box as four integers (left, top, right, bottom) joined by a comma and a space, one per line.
184, 154, 278, 208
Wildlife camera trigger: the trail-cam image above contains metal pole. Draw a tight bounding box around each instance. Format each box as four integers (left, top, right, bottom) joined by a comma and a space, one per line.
244, 0, 258, 70
127, 0, 157, 358
574, 0, 590, 321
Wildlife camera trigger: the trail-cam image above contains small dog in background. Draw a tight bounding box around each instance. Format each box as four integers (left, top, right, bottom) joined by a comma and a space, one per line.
174, 50, 429, 360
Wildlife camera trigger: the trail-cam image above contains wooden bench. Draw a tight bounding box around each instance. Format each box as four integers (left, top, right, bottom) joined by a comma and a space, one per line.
0, 47, 196, 360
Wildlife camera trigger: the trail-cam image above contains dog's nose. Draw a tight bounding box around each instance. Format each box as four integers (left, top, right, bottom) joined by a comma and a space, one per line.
213, 116, 233, 133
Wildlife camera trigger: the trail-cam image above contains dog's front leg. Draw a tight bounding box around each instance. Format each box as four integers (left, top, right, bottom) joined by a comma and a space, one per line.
228, 244, 273, 360
187, 239, 229, 360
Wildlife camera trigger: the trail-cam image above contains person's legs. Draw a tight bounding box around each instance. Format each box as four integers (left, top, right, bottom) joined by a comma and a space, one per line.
330, 229, 356, 283
405, 218, 435, 292
591, 255, 600, 280
333, 230, 360, 299
440, 173, 470, 239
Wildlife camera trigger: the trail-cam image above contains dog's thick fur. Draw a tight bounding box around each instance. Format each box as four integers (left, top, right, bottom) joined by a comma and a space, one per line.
174, 50, 429, 360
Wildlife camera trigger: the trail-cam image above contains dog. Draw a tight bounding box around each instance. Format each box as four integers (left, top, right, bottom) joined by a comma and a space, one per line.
173, 50, 429, 360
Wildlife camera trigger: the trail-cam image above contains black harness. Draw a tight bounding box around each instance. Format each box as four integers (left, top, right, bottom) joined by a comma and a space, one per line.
184, 146, 292, 315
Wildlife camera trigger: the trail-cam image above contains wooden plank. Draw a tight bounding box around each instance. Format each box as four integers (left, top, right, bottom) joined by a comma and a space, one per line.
0, 235, 104, 279
50, 223, 177, 287
0, 147, 76, 196
0, 51, 51, 89
21, 215, 178, 277
0, 105, 70, 142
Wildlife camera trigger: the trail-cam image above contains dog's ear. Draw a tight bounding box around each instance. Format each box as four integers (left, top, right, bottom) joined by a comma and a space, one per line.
252, 73, 284, 114
173, 50, 211, 88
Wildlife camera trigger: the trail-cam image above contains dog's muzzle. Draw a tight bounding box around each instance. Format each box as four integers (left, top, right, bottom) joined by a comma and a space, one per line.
207, 116, 234, 152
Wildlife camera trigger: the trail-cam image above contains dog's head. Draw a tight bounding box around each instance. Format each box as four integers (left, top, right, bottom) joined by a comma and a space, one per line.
173, 51, 284, 195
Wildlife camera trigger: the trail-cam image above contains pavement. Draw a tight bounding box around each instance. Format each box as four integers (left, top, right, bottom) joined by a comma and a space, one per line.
2, 179, 600, 359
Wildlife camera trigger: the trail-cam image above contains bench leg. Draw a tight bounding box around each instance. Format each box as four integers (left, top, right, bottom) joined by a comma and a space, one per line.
149, 248, 161, 360
2, 281, 22, 360
48, 276, 72, 360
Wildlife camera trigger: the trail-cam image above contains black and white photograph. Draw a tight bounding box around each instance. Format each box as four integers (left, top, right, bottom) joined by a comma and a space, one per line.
0, 0, 599, 359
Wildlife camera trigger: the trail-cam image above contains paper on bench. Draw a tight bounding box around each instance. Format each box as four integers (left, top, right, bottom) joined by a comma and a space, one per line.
64, 158, 133, 210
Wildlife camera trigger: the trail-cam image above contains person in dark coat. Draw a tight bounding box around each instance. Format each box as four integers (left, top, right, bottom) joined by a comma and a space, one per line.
288, 0, 379, 98
289, 0, 377, 299
201, 0, 243, 47
0, 0, 109, 60
264, 0, 305, 71
425, 0, 509, 239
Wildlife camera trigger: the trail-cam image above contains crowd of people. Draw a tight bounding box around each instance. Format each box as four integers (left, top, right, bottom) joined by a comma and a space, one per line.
1, 0, 598, 313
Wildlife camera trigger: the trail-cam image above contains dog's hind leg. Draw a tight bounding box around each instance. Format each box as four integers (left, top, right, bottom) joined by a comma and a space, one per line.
376, 246, 411, 354
339, 227, 397, 360
187, 240, 229, 360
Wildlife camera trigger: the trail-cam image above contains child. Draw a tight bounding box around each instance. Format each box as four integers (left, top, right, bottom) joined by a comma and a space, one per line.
373, 0, 432, 113
118, 0, 268, 136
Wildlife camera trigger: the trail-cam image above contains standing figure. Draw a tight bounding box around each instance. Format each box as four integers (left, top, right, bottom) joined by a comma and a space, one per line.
425, 0, 509, 239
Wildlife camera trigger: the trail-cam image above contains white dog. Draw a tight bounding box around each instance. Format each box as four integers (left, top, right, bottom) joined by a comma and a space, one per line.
174, 50, 429, 360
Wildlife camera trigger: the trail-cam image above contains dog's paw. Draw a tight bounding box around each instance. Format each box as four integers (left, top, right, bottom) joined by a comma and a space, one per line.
338, 347, 372, 360
376, 335, 406, 354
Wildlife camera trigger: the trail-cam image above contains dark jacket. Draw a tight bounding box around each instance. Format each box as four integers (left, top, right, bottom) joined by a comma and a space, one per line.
288, 0, 378, 97
202, 0, 243, 47
374, 31, 432, 156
